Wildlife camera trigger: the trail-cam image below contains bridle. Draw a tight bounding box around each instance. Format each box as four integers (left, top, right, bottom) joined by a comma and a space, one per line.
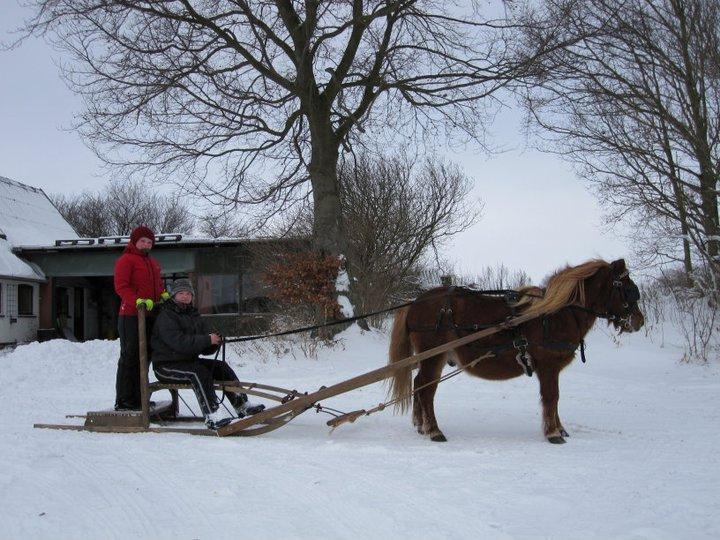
572, 269, 640, 330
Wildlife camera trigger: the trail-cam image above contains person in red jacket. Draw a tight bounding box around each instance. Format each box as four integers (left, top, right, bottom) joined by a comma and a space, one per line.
113, 225, 168, 410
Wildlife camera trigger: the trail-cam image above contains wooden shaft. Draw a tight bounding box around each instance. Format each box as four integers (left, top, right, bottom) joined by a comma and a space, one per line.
138, 305, 150, 429
217, 311, 539, 436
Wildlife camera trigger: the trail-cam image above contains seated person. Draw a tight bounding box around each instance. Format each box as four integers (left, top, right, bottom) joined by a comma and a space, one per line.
151, 278, 264, 429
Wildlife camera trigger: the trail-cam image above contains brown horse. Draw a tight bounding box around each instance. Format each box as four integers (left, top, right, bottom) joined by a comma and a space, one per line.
388, 259, 644, 443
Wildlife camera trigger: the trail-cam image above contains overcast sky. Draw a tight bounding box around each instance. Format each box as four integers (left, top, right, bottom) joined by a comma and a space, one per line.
0, 2, 631, 284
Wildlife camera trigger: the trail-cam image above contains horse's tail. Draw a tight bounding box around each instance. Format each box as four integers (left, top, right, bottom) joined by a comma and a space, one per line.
388, 306, 413, 414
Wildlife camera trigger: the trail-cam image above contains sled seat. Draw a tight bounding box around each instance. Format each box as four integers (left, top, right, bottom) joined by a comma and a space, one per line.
147, 380, 295, 417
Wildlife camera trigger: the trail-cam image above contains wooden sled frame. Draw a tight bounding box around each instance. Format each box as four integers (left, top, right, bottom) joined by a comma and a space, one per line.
34, 306, 308, 436
34, 306, 541, 437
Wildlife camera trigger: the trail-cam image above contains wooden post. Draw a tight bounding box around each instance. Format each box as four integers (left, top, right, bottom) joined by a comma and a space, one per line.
137, 305, 150, 428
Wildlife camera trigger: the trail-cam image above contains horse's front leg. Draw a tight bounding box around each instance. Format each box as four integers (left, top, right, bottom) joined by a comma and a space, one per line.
555, 411, 569, 438
537, 366, 566, 444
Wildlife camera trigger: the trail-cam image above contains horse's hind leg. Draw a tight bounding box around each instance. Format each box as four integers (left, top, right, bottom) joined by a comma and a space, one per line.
414, 355, 447, 442
537, 366, 566, 444
412, 370, 425, 433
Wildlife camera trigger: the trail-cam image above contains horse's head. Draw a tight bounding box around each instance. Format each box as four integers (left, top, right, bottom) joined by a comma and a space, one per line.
588, 259, 644, 333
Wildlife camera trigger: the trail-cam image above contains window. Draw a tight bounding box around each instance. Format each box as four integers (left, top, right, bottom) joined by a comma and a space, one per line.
197, 275, 239, 314
6, 284, 17, 318
18, 284, 34, 316
241, 272, 272, 313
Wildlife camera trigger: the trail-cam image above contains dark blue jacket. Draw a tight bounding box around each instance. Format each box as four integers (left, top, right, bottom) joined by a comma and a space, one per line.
150, 300, 218, 364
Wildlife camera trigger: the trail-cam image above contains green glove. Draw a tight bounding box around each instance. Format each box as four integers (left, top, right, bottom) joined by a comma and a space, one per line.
160, 291, 171, 302
135, 298, 154, 311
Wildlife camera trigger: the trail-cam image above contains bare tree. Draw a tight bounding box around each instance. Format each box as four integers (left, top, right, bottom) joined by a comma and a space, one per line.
197, 210, 248, 239
52, 179, 195, 237
51, 192, 110, 238
339, 152, 479, 315
25, 0, 570, 301
256, 151, 478, 324
461, 263, 531, 290
521, 0, 720, 285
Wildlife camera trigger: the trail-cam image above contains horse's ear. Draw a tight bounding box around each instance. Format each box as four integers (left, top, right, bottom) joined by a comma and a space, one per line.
610, 259, 626, 272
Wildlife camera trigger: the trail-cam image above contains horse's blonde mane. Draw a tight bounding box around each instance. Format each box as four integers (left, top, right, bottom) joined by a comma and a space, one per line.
514, 260, 610, 316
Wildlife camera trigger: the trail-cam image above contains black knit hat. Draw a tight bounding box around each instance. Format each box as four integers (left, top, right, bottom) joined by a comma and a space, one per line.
170, 278, 195, 297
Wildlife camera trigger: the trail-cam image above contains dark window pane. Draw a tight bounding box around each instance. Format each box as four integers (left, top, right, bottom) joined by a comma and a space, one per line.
197, 274, 239, 314
18, 284, 34, 316
241, 272, 271, 313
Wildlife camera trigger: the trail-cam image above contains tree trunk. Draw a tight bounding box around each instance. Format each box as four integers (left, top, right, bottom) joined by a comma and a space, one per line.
309, 142, 344, 255
662, 133, 694, 279
673, 0, 720, 282
698, 167, 720, 277
307, 123, 357, 330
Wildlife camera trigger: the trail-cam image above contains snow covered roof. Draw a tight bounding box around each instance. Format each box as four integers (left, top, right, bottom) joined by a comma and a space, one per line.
0, 176, 77, 245
0, 175, 77, 280
0, 238, 45, 281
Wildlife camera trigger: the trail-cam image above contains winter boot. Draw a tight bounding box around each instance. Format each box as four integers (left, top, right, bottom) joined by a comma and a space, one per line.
232, 394, 265, 417
237, 401, 265, 417
205, 408, 233, 430
114, 401, 141, 411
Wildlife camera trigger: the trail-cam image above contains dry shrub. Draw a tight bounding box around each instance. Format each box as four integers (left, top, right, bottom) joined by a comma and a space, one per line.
640, 265, 719, 363
262, 251, 342, 324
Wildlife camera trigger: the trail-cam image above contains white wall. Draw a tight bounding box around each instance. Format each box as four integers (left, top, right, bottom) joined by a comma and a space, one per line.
0, 279, 40, 345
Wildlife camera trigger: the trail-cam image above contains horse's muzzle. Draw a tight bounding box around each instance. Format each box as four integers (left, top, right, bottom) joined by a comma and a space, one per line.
623, 311, 645, 332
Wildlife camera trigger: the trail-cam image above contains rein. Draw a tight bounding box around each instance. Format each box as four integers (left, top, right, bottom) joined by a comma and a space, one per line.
222, 287, 522, 345
223, 301, 416, 344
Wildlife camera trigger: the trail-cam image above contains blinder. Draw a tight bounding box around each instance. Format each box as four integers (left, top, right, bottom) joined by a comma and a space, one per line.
612, 275, 640, 308
623, 282, 640, 304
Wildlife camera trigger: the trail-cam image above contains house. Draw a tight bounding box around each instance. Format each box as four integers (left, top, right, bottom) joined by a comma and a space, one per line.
0, 176, 78, 347
15, 234, 305, 342
2, 177, 305, 345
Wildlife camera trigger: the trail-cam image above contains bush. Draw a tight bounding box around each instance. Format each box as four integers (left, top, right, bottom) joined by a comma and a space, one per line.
262, 251, 342, 324
640, 265, 719, 363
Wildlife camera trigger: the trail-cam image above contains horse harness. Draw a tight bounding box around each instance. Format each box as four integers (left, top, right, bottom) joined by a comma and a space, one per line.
405, 278, 640, 378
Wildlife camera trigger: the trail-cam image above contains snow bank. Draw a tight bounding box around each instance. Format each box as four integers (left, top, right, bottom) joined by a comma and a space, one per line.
1, 323, 719, 538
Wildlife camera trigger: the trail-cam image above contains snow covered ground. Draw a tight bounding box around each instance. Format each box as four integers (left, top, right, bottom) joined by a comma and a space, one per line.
2, 321, 719, 539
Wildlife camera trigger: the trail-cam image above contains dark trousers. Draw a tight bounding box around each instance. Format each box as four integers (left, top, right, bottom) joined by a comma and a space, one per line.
115, 315, 154, 408
153, 359, 247, 416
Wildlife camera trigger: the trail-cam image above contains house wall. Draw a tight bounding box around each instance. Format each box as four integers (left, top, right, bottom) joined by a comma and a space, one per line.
0, 279, 40, 346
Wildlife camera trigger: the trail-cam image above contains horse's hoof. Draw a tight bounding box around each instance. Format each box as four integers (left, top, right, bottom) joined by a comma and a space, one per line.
560, 428, 570, 437
547, 436, 566, 444
430, 433, 448, 442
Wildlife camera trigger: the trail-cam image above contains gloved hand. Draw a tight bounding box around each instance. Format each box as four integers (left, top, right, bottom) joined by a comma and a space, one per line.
160, 291, 171, 302
135, 298, 155, 311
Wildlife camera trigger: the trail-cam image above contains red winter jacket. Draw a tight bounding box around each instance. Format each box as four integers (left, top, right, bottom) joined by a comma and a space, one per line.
114, 242, 163, 316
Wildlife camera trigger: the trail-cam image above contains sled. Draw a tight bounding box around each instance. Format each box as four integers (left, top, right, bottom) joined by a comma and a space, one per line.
34, 306, 541, 437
